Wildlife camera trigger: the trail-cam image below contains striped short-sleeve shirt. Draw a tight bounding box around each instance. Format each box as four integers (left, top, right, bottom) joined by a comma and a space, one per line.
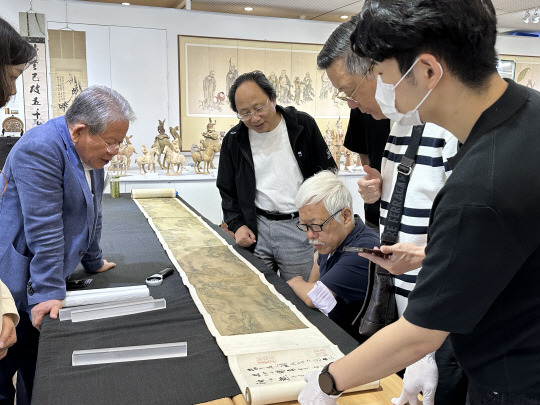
379, 122, 458, 316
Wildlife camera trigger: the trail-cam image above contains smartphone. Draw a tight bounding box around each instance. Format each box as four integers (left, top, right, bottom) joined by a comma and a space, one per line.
342, 246, 391, 259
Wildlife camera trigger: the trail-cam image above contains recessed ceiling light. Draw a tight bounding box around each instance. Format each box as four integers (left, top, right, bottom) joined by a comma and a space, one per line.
244, 7, 253, 11
122, 2, 130, 5
340, 15, 348, 19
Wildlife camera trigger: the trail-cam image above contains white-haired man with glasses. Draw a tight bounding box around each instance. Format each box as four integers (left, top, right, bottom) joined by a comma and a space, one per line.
217, 70, 336, 281
0, 85, 135, 404
287, 170, 379, 341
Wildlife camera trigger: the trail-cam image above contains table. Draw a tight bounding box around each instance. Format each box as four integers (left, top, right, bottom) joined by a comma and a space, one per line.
32, 195, 401, 405
198, 375, 405, 405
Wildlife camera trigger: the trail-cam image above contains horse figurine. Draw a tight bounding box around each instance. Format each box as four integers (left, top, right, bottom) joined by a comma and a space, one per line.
191, 144, 202, 173
200, 137, 221, 169
108, 153, 128, 176
120, 135, 137, 169
193, 144, 220, 174
163, 145, 185, 175
152, 136, 172, 169
135, 145, 159, 174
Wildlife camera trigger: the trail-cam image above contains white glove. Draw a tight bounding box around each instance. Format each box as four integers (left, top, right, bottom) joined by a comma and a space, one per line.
298, 370, 341, 405
391, 352, 438, 405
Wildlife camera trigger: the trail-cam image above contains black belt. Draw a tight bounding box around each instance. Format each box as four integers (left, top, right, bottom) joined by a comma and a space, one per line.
256, 207, 299, 221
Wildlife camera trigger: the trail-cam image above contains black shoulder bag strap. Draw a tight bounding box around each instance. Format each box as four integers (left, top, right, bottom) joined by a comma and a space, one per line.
353, 124, 425, 338
380, 124, 425, 245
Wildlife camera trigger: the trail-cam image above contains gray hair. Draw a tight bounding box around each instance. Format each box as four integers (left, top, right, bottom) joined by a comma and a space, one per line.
295, 170, 352, 224
65, 85, 135, 134
317, 15, 372, 76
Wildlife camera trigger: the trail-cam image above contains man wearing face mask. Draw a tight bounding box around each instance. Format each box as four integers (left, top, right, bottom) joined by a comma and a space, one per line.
300, 0, 540, 404
363, 60, 464, 405
318, 16, 463, 405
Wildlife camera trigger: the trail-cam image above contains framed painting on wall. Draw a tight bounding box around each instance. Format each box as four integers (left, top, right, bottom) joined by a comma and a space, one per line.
178, 35, 350, 151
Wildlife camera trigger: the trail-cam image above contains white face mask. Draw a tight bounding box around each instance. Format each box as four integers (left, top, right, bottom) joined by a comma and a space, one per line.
375, 58, 443, 126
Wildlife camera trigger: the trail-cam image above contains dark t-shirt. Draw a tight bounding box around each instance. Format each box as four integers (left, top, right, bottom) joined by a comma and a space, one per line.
404, 80, 540, 394
343, 109, 390, 225
318, 217, 380, 340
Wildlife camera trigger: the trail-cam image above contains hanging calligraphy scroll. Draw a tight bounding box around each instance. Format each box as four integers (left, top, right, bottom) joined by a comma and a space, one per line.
19, 13, 49, 130
48, 30, 88, 117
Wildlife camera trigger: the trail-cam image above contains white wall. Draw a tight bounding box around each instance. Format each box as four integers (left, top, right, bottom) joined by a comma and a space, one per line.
3, 0, 540, 147
3, 0, 540, 158
0, 0, 339, 151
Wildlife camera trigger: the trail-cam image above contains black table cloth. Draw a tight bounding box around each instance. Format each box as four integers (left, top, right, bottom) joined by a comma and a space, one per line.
31, 195, 358, 405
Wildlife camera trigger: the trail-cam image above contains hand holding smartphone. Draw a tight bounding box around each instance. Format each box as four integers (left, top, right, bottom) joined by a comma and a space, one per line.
343, 246, 391, 259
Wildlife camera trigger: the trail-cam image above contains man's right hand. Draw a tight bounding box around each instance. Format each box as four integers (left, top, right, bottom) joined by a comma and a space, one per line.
31, 299, 63, 331
357, 165, 382, 204
0, 314, 17, 360
234, 225, 256, 248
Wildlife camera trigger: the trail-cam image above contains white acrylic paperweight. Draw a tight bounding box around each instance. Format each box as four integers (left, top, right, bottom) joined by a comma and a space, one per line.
70, 298, 167, 322
72, 342, 187, 366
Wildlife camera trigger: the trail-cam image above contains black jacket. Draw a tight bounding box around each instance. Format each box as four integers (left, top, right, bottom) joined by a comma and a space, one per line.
217, 105, 336, 239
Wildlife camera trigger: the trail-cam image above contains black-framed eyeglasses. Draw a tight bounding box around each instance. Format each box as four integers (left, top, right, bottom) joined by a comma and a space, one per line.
335, 62, 375, 103
87, 125, 122, 154
296, 208, 344, 233
236, 98, 270, 121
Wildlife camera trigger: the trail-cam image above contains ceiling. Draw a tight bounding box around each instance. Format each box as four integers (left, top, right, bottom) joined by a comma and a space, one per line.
73, 0, 540, 30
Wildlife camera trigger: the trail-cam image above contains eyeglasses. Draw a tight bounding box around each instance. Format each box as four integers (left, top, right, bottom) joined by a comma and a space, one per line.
335, 62, 375, 104
296, 208, 344, 233
237, 98, 270, 121
87, 125, 121, 154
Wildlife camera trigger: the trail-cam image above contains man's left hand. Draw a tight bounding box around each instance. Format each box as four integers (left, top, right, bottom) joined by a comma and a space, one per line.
391, 352, 438, 405
94, 259, 116, 273
298, 370, 340, 405
31, 299, 63, 331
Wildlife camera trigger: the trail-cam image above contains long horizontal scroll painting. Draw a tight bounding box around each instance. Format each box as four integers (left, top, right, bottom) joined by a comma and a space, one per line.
132, 191, 378, 404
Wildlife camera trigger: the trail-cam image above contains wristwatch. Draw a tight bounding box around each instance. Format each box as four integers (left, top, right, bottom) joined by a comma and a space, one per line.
318, 363, 343, 396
